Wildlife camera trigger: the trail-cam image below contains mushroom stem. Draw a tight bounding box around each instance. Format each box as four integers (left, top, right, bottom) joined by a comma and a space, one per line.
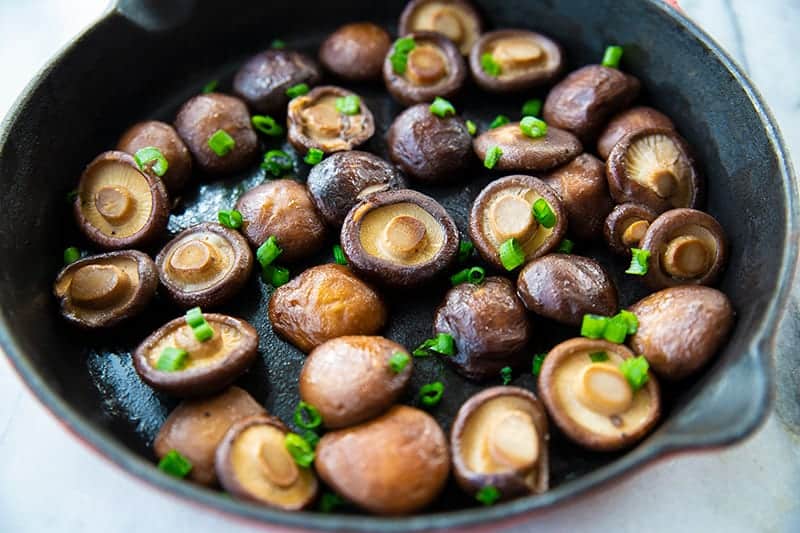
646, 169, 677, 198
69, 264, 131, 309
662, 235, 710, 278
174, 324, 222, 359
489, 195, 537, 242
381, 215, 428, 259
95, 185, 134, 223
303, 101, 342, 138
406, 46, 448, 85
576, 362, 634, 416
169, 240, 219, 276
486, 409, 539, 470
492, 38, 544, 69
621, 219, 650, 247
259, 441, 300, 488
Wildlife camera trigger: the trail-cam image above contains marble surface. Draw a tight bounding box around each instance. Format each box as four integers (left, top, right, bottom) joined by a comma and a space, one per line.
1, 1, 799, 531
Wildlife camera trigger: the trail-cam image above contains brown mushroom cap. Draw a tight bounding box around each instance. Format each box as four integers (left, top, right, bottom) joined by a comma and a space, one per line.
628, 285, 734, 380
174, 93, 259, 175
606, 128, 702, 214
235, 180, 327, 262
639, 208, 727, 289
451, 386, 549, 499
287, 86, 375, 155
316, 405, 450, 515
603, 203, 659, 256
383, 31, 466, 106
472, 123, 582, 172
307, 151, 407, 227
542, 65, 641, 142
155, 222, 254, 309
387, 103, 473, 184
117, 120, 192, 194
434, 277, 531, 380
517, 254, 618, 326
299, 336, 412, 429
154, 386, 266, 486
470, 29, 564, 92
268, 264, 388, 353
468, 175, 567, 270
133, 313, 259, 397
399, 0, 483, 55
73, 151, 170, 250
319, 23, 392, 81
597, 106, 675, 160
543, 153, 613, 240
53, 250, 158, 329
538, 338, 661, 451
232, 49, 322, 115
341, 189, 459, 287
215, 415, 319, 510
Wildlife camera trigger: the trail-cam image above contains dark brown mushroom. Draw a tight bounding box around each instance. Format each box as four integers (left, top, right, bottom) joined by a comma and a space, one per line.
215, 415, 319, 509
468, 175, 566, 270
53, 250, 158, 329
235, 179, 327, 262
341, 189, 459, 287
299, 336, 412, 429
74, 151, 170, 250
398, 0, 483, 55
117, 120, 192, 194
628, 285, 734, 380
434, 277, 531, 380
470, 29, 563, 92
383, 31, 466, 106
597, 106, 675, 160
268, 264, 388, 353
538, 338, 661, 451
603, 203, 659, 256
319, 23, 392, 81
154, 386, 266, 486
232, 49, 321, 115
307, 151, 407, 227
517, 254, 618, 326
387, 103, 473, 183
133, 313, 258, 397
451, 386, 549, 500
542, 65, 641, 142
155, 222, 254, 309
472, 123, 582, 172
174, 93, 258, 175
316, 405, 450, 515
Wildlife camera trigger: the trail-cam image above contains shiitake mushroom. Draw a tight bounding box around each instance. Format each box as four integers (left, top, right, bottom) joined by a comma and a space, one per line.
319, 23, 392, 81
472, 122, 582, 172
597, 106, 675, 160
603, 203, 659, 256
233, 49, 321, 115
470, 30, 563, 92
117, 120, 192, 194
398, 0, 482, 55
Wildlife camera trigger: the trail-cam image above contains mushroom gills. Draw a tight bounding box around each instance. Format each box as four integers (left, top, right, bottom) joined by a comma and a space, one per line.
56, 256, 141, 317
359, 203, 445, 265
624, 133, 692, 206
81, 159, 155, 238
146, 322, 243, 370
661, 225, 717, 279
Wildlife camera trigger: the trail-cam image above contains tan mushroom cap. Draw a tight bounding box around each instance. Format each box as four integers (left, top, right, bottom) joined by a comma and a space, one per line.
359, 203, 446, 265
288, 86, 374, 154
402, 0, 482, 55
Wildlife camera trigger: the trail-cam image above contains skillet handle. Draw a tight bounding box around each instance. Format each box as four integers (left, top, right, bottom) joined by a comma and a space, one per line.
112, 0, 197, 31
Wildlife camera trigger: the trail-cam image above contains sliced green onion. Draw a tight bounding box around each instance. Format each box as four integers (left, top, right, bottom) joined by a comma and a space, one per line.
185, 307, 205, 328
208, 129, 235, 157
294, 401, 322, 430
520, 116, 548, 139
335, 94, 361, 115
251, 115, 284, 137
389, 351, 410, 373
589, 351, 609, 363
450, 266, 485, 286
476, 485, 500, 506
618, 310, 639, 335
458, 240, 474, 262
626, 248, 650, 275
500, 366, 512, 385
66, 189, 79, 203
256, 235, 283, 267
499, 238, 525, 271
262, 264, 290, 287
620, 355, 650, 391
521, 98, 542, 117
63, 246, 81, 265
430, 96, 456, 118
193, 322, 214, 342
480, 53, 502, 77
271, 38, 286, 49
602, 45, 624, 69
413, 333, 456, 357
156, 347, 189, 372
304, 148, 324, 165
484, 145, 502, 169
532, 198, 556, 228
390, 36, 416, 74
319, 492, 344, 512
465, 119, 477, 136
556, 239, 574, 254
532, 353, 546, 376
286, 83, 310, 98
603, 314, 629, 344
419, 381, 444, 406
217, 209, 243, 229
489, 115, 510, 129
581, 314, 609, 339
158, 449, 193, 478
134, 146, 169, 177
261, 149, 294, 177
302, 429, 320, 450
285, 433, 315, 467
332, 244, 347, 265
201, 79, 218, 94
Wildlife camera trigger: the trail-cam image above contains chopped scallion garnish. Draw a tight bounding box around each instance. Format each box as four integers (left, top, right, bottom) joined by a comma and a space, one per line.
413, 333, 456, 357
458, 240, 474, 262
484, 145, 502, 169
556, 238, 574, 254
618, 310, 639, 334
185, 307, 213, 342
286, 83, 310, 98
271, 38, 286, 49
302, 429, 320, 450
532, 198, 556, 228
465, 119, 477, 136
332, 244, 347, 265
603, 314, 629, 344
581, 314, 608, 339
63, 246, 81, 265
419, 381, 444, 407
389, 351, 410, 373
602, 45, 624, 69
217, 209, 243, 229
521, 98, 542, 118
390, 36, 416, 74
285, 432, 315, 467
294, 401, 322, 430
532, 353, 546, 376
626, 248, 650, 275
192, 322, 214, 342
134, 146, 169, 177
498, 238, 525, 271
261, 149, 294, 177
480, 53, 502, 77
158, 449, 193, 478
449, 266, 485, 286
589, 351, 609, 363
500, 366, 512, 385
262, 264, 290, 287
335, 94, 361, 115
318, 492, 345, 513
489, 115, 510, 129
156, 347, 189, 372
201, 80, 218, 94
304, 148, 324, 165
251, 115, 284, 137
430, 96, 456, 118
256, 235, 282, 267
520, 116, 548, 138
208, 129, 235, 157
620, 355, 650, 391
475, 485, 500, 505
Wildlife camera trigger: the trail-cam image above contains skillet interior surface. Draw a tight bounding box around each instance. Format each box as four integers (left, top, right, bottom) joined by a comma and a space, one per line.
0, 0, 796, 530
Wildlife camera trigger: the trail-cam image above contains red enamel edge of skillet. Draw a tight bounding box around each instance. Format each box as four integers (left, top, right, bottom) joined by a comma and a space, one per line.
1, 0, 798, 531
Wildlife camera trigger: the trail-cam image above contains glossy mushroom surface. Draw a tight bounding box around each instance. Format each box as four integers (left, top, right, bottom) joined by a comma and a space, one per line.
597, 106, 675, 160
341, 189, 459, 287
319, 22, 392, 81
233, 49, 321, 115
472, 123, 582, 172
53, 250, 158, 329
470, 30, 563, 92
603, 203, 659, 256
398, 0, 482, 55
117, 120, 192, 194
74, 151, 169, 250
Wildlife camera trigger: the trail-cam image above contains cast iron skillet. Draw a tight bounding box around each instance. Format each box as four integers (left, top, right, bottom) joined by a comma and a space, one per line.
0, 0, 797, 530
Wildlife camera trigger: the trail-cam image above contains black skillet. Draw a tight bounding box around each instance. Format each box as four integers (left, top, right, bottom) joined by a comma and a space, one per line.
0, 0, 797, 530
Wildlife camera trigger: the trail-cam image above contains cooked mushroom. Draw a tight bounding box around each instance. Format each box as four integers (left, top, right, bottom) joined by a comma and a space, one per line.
472, 123, 582, 172
133, 313, 258, 397
233, 49, 321, 115
319, 23, 392, 81
383, 31, 466, 106
543, 153, 613, 240
639, 208, 727, 289
268, 264, 388, 353
299, 336, 412, 429
387, 103, 473, 183
470, 30, 563, 92
307, 151, 407, 227
434, 277, 530, 380
341, 189, 459, 287
468, 175, 566, 270
538, 338, 661, 451
216, 415, 318, 509
155, 222, 254, 309
117, 120, 192, 194
174, 93, 258, 175
235, 180, 327, 262
603, 203, 659, 256
398, 0, 482, 55
316, 405, 449, 514
154, 386, 266, 486
542, 65, 641, 142
53, 250, 158, 328
606, 128, 702, 213
517, 255, 618, 326
73, 151, 169, 250
451, 387, 549, 500
597, 106, 675, 160
628, 286, 734, 380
